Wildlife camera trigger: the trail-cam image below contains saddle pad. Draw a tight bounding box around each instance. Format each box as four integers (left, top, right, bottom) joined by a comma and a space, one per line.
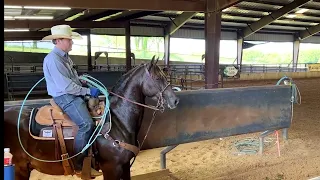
40, 127, 75, 139
35, 105, 75, 127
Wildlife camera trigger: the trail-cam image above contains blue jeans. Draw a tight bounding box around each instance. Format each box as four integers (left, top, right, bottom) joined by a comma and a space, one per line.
53, 94, 95, 171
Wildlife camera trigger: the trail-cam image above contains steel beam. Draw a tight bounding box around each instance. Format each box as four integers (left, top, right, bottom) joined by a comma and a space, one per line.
4, 20, 127, 29
4, 29, 88, 41
74, 10, 119, 21
4, 31, 50, 41
241, 0, 311, 38
106, 10, 160, 21
299, 24, 320, 40
164, 32, 170, 67
86, 30, 93, 71
237, 33, 243, 71
167, 12, 197, 35
218, 0, 244, 10
205, 0, 222, 89
125, 23, 132, 72
55, 9, 86, 21
4, 0, 205, 11
111, 11, 161, 21
292, 39, 300, 72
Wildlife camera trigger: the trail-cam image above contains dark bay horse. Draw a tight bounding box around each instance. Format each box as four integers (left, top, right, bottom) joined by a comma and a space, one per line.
4, 56, 179, 180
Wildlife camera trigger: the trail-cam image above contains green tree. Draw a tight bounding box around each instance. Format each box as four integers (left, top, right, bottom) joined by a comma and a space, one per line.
299, 49, 320, 63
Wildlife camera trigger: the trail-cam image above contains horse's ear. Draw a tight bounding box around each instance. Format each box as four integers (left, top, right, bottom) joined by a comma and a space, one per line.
150, 55, 156, 64
148, 55, 156, 71
155, 56, 159, 65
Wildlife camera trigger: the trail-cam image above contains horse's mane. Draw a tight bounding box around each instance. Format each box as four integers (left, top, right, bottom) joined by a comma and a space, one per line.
110, 63, 146, 93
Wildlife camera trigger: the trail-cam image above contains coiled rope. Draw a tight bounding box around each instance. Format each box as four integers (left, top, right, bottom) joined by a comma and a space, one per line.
17, 75, 110, 162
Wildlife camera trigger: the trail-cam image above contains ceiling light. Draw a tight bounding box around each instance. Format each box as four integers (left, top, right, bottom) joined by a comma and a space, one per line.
4, 5, 22, 9
286, 14, 296, 18
222, 8, 229, 12
296, 8, 309, 14
310, 23, 319, 26
24, 6, 71, 10
14, 16, 54, 20
4, 29, 29, 32
94, 12, 123, 21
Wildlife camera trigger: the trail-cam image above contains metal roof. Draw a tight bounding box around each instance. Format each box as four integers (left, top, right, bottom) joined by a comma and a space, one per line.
4, 0, 320, 38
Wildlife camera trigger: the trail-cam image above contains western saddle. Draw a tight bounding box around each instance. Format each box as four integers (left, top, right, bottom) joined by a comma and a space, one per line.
29, 98, 105, 179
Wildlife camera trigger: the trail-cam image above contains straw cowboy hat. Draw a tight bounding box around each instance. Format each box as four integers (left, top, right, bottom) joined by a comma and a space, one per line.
42, 24, 83, 40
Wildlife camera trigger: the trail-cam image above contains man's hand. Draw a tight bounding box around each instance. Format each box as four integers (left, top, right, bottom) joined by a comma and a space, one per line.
79, 74, 89, 86
80, 79, 87, 85
89, 87, 100, 98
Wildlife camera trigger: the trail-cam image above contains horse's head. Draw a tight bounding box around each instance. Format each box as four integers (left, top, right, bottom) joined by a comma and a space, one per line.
142, 56, 179, 110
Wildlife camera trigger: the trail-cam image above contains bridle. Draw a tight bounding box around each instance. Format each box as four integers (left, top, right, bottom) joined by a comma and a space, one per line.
108, 64, 170, 112
144, 64, 171, 112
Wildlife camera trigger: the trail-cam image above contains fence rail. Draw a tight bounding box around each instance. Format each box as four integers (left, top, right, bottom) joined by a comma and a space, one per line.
4, 63, 319, 100
4, 63, 317, 73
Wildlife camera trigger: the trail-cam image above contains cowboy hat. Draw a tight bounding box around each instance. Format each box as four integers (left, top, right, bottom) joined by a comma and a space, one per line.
42, 24, 83, 40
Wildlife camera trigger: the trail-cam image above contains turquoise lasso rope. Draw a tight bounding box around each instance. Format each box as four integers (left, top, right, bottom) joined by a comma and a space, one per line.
17, 75, 110, 163
276, 76, 301, 105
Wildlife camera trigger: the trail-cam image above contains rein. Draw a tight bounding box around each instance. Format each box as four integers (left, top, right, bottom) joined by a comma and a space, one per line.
108, 91, 161, 111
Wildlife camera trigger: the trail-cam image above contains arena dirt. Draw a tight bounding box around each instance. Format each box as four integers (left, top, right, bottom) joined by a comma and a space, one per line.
30, 78, 320, 180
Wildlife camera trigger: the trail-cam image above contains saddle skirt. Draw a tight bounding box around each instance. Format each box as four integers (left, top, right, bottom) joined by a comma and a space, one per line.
30, 98, 105, 140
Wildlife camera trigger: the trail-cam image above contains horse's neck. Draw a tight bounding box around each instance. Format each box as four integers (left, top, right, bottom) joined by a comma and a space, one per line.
109, 69, 145, 137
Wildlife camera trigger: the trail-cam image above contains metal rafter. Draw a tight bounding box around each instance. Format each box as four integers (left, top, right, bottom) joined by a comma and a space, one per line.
3, 0, 205, 11
241, 0, 311, 38
106, 10, 162, 21
166, 12, 197, 35
299, 23, 320, 39
4, 20, 127, 29
75, 10, 121, 21
55, 9, 86, 20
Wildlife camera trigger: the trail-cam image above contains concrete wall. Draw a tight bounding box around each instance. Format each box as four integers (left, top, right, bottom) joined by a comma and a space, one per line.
175, 71, 320, 83
238, 71, 320, 81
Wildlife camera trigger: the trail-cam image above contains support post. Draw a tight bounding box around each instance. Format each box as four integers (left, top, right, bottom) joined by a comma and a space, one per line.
86, 30, 92, 71
205, 0, 221, 89
164, 32, 170, 67
293, 39, 300, 72
160, 145, 178, 169
282, 128, 288, 140
237, 33, 243, 71
259, 130, 274, 155
125, 22, 131, 72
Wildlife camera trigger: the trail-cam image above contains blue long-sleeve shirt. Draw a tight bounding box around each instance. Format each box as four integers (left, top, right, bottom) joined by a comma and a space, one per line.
43, 46, 90, 97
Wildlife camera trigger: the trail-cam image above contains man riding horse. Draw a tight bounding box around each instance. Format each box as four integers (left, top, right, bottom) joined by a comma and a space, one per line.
42, 24, 102, 178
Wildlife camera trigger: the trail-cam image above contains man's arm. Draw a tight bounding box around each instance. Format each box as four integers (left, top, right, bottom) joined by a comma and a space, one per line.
48, 59, 90, 96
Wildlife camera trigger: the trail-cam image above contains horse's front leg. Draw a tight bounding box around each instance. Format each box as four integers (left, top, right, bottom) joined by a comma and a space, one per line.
120, 162, 131, 180
14, 163, 31, 180
101, 162, 123, 180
